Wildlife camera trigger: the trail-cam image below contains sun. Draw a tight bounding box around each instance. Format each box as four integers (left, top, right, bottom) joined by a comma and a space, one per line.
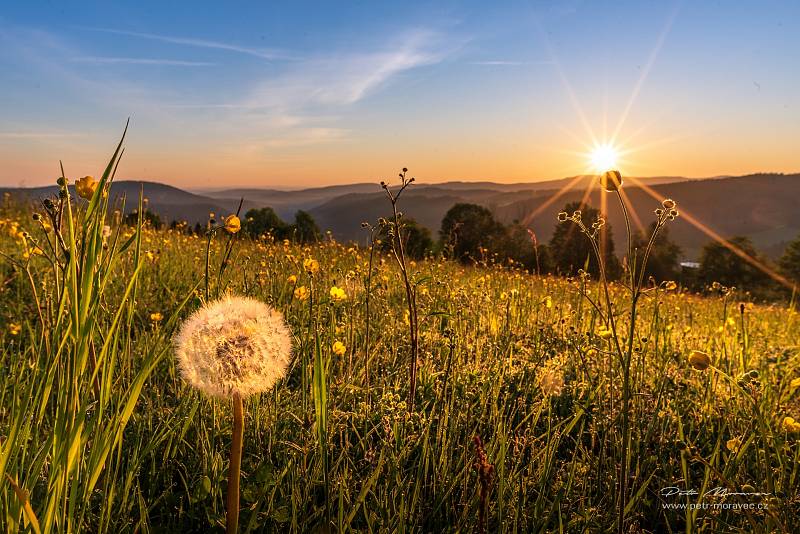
589, 143, 619, 173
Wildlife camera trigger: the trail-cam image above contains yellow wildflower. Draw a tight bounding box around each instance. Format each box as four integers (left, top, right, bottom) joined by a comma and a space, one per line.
9, 323, 21, 336
790, 377, 800, 391
329, 286, 347, 302
223, 215, 241, 234
664, 281, 677, 291
688, 350, 711, 371
782, 416, 800, 433
726, 436, 742, 453
287, 274, 298, 285
150, 312, 163, 323
293, 286, 309, 301
597, 326, 613, 340
75, 175, 98, 200
332, 341, 346, 356
303, 258, 320, 274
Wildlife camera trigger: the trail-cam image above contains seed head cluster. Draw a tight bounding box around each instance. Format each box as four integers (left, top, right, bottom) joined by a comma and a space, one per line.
174, 295, 292, 399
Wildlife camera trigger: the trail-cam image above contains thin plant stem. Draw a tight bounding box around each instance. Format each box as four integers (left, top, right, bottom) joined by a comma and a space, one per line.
226, 393, 244, 534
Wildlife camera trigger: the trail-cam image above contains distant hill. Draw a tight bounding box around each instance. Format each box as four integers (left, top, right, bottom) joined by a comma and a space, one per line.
0, 181, 259, 226
493, 173, 800, 259
3, 173, 798, 259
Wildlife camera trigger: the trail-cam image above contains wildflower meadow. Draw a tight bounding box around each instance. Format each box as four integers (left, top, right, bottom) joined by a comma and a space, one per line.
1, 132, 799, 533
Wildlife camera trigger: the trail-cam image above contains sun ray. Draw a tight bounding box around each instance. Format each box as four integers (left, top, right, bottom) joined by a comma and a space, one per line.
625, 175, 793, 289
617, 187, 646, 236
520, 174, 590, 227
610, 5, 680, 144
534, 17, 598, 146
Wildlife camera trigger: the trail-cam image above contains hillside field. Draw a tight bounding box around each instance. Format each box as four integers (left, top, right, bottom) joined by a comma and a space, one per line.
1, 168, 799, 533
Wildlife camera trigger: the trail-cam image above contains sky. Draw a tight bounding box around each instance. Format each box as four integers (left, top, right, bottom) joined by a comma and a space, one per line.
0, 0, 798, 189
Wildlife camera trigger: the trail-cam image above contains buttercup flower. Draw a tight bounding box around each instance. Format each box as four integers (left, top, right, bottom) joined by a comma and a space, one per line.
287, 274, 298, 285
150, 312, 164, 323
599, 169, 623, 192
75, 175, 98, 200
174, 295, 292, 399
726, 436, 742, 453
782, 416, 800, 433
303, 258, 320, 274
293, 285, 309, 301
329, 286, 347, 302
789, 377, 800, 391
597, 326, 613, 340
9, 323, 21, 336
224, 215, 241, 234
332, 341, 346, 356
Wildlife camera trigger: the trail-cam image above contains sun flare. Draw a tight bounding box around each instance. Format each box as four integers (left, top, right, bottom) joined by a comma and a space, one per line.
589, 144, 619, 172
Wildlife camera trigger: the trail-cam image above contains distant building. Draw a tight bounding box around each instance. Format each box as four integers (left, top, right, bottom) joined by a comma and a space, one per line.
679, 261, 700, 288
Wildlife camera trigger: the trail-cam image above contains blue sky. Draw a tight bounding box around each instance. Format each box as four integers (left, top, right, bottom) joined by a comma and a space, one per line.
1, 1, 798, 188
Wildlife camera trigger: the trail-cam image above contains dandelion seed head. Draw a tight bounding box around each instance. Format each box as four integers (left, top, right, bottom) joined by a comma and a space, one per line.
174, 295, 292, 399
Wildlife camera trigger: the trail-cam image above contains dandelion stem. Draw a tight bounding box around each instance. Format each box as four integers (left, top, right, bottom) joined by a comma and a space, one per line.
204, 230, 214, 302
226, 393, 244, 534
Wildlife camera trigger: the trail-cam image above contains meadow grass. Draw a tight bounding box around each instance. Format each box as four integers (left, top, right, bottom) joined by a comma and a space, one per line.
1, 143, 799, 532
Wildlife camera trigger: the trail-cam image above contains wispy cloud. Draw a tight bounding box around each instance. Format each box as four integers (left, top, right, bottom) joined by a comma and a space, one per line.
245, 29, 457, 110
84, 27, 297, 61
71, 56, 215, 66
2, 23, 461, 160
0, 131, 86, 139
469, 60, 554, 66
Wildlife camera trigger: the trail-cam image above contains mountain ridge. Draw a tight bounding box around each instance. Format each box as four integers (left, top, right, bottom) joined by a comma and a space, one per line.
3, 173, 798, 260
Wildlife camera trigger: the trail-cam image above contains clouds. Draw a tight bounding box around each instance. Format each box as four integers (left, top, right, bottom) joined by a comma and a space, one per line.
84, 27, 296, 61
0, 19, 462, 174
469, 60, 554, 66
70, 56, 216, 67
0, 131, 85, 139
244, 29, 453, 111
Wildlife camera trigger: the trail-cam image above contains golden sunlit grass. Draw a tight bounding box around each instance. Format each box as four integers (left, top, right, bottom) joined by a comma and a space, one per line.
0, 133, 799, 533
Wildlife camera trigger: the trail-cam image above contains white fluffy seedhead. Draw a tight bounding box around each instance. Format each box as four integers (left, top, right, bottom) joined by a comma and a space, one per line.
174, 295, 292, 399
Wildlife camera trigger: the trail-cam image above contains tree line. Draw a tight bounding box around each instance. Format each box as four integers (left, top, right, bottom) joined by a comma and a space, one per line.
140, 200, 799, 297
395, 202, 800, 299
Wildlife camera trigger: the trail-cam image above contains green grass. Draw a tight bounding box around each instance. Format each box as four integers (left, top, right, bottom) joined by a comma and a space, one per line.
1, 141, 799, 532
